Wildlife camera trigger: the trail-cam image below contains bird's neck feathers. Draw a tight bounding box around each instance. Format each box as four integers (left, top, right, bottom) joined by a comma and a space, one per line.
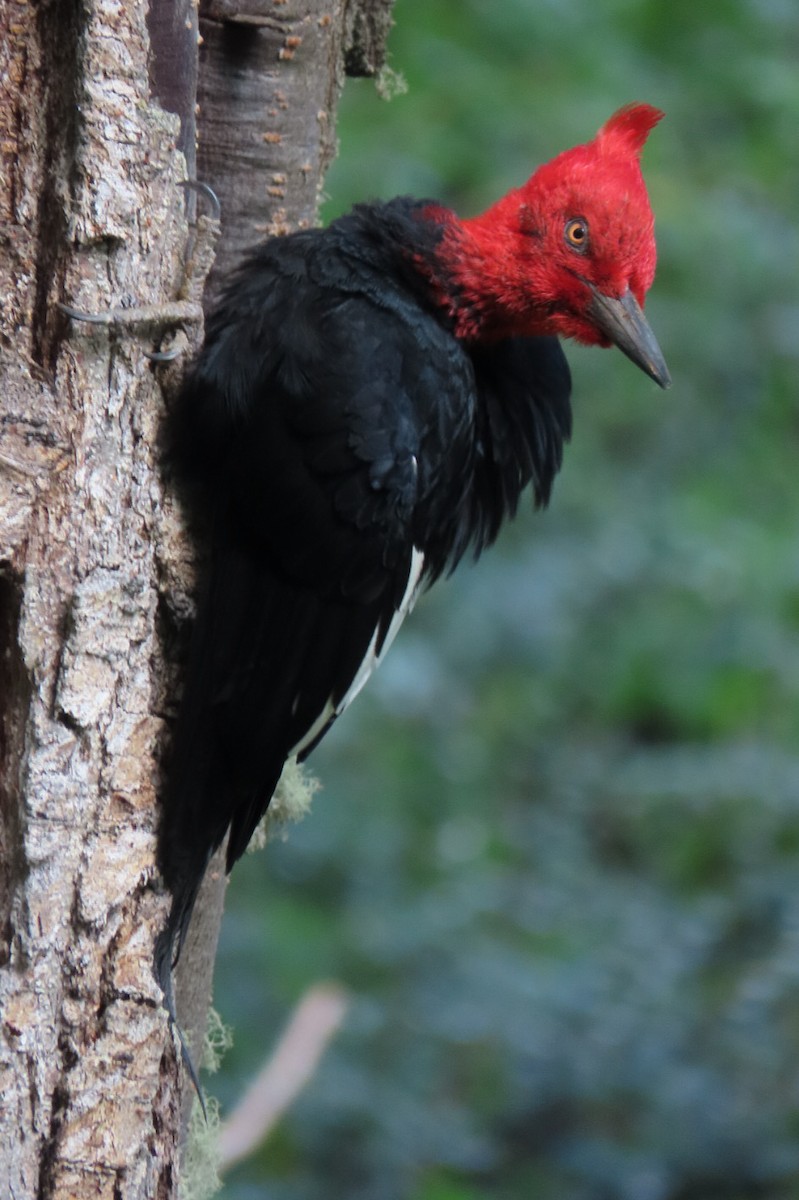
422, 197, 554, 342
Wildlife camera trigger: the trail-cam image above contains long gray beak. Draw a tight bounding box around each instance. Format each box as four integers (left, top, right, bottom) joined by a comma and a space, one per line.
588, 286, 671, 389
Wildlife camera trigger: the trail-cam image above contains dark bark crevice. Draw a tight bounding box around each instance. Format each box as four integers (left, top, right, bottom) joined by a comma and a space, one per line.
31, 0, 86, 370
0, 568, 29, 968
146, 0, 199, 180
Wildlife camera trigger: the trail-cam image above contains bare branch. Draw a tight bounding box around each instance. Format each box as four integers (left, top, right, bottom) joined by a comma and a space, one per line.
218, 983, 350, 1171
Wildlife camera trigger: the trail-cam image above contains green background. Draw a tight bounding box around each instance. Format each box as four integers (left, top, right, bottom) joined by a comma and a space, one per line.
212, 2, 799, 1197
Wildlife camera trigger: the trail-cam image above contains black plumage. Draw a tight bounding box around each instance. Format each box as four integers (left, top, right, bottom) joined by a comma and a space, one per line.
157, 197, 572, 991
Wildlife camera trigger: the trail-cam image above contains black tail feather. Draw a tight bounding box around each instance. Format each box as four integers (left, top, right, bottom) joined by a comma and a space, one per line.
155, 545, 390, 1099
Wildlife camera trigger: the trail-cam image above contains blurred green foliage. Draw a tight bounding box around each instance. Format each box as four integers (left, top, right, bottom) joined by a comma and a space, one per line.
213, 2, 799, 1197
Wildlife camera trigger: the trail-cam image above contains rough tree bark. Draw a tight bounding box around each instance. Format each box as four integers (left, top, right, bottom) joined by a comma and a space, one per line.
0, 1, 394, 1196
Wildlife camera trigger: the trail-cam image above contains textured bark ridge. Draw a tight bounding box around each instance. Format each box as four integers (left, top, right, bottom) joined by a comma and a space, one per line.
1, 0, 192, 1194
0, 0, 196, 1193
0, 0, 395, 1196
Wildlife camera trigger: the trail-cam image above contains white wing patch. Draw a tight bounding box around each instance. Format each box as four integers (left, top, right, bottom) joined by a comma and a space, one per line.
289, 546, 426, 758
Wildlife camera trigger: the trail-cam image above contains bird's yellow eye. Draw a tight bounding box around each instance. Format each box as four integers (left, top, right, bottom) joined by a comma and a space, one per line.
564, 217, 589, 252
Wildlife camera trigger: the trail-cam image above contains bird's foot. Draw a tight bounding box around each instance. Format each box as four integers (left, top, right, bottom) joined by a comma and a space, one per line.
58, 180, 220, 361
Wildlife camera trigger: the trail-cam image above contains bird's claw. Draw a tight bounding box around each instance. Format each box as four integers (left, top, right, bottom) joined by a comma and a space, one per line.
57, 301, 109, 325
144, 344, 184, 364
178, 179, 221, 222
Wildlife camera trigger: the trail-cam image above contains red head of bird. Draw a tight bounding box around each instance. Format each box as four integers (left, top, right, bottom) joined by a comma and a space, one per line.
434, 103, 670, 387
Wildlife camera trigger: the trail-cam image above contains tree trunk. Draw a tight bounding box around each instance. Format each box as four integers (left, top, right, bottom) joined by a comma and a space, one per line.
0, 1, 394, 1196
